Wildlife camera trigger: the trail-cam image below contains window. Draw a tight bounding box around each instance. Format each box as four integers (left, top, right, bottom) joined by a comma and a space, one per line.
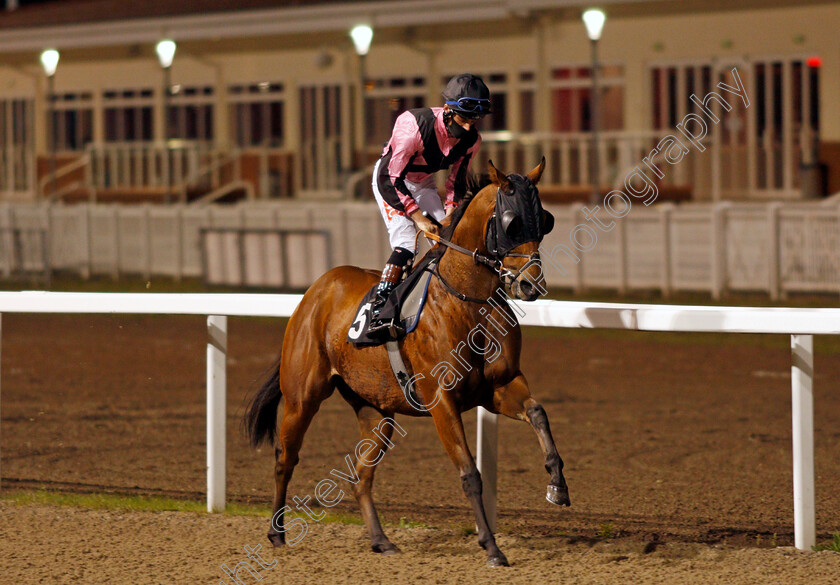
483, 72, 508, 132
364, 76, 426, 147
650, 64, 713, 130
550, 65, 624, 132
752, 58, 821, 190
103, 88, 154, 142
753, 60, 820, 142
168, 85, 214, 142
650, 59, 822, 194
1, 98, 31, 147
0, 98, 34, 191
50, 92, 93, 151
519, 71, 536, 132
228, 82, 284, 147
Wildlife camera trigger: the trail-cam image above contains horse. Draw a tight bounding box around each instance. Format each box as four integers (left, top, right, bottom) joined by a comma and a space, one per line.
245, 158, 571, 567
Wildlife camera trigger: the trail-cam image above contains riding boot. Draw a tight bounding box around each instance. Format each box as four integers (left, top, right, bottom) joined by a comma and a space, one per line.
367, 247, 413, 338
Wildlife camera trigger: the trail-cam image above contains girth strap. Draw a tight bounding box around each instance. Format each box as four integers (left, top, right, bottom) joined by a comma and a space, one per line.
385, 340, 422, 407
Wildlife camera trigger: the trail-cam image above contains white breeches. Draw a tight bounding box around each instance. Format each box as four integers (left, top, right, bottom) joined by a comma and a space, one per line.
372, 159, 446, 253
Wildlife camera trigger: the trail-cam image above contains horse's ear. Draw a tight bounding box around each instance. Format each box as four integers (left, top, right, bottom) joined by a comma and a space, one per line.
488, 159, 510, 192
527, 156, 546, 186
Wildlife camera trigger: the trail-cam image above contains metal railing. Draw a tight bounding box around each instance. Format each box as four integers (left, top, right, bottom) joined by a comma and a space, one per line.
86, 141, 220, 198
479, 129, 815, 201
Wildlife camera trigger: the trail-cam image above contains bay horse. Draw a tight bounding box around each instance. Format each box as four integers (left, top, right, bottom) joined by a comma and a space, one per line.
245, 158, 570, 566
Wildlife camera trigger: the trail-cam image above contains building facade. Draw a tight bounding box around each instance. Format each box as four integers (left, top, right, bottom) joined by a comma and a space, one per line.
0, 0, 837, 203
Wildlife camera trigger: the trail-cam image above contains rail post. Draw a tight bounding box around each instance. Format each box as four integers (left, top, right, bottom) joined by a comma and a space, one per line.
476, 407, 498, 532
0, 314, 2, 496
791, 334, 815, 550
207, 315, 227, 512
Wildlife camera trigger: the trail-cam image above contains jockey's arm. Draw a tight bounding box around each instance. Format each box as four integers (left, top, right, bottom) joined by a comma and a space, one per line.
444, 134, 482, 212
385, 113, 425, 216
410, 208, 438, 235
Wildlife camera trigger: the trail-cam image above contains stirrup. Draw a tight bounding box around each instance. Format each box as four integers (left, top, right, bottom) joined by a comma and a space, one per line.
367, 315, 404, 339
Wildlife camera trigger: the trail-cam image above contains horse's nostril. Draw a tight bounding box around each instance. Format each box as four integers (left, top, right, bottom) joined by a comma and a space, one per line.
519, 280, 534, 296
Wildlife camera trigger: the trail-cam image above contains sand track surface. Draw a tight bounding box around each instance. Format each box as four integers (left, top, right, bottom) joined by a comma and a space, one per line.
2, 313, 840, 583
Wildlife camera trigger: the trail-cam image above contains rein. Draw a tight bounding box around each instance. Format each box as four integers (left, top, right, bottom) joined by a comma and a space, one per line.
422, 231, 499, 271
421, 230, 540, 304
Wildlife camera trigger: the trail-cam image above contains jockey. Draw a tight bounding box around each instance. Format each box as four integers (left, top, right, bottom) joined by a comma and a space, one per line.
368, 73, 491, 336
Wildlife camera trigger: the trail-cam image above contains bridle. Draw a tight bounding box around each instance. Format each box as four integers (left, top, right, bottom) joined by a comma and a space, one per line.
420, 208, 542, 304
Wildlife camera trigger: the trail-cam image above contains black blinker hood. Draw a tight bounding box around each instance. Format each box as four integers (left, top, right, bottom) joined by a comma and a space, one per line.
485, 174, 553, 256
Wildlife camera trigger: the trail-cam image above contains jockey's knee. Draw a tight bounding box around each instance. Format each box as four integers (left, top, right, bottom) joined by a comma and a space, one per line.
388, 247, 414, 268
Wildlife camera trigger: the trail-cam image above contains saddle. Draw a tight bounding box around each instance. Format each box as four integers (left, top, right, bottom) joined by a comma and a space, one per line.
347, 253, 437, 347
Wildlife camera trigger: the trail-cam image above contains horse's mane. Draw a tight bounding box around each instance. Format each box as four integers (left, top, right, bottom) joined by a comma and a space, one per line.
438, 196, 473, 243
438, 171, 493, 242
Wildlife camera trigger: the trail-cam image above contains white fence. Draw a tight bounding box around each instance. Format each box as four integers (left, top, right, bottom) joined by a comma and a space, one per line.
539, 201, 840, 300
0, 200, 839, 299
0, 291, 835, 551
201, 228, 333, 289
0, 201, 391, 282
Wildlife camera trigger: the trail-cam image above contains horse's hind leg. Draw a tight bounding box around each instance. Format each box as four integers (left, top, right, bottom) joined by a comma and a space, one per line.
268, 370, 333, 547
490, 373, 570, 507
350, 405, 401, 554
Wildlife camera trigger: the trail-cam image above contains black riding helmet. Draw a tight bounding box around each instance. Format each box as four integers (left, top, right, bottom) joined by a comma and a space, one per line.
442, 73, 492, 120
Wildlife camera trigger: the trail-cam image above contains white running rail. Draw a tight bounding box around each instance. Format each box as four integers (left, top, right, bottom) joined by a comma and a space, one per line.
0, 292, 835, 550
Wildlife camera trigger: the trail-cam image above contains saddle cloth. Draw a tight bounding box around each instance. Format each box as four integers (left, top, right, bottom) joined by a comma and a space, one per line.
347, 254, 437, 347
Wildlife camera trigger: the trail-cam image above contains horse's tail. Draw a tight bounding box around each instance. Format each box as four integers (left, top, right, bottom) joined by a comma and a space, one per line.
245, 360, 283, 448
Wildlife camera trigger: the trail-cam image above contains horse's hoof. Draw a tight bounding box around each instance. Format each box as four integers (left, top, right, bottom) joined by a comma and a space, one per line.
487, 553, 510, 567
267, 532, 285, 548
546, 484, 571, 507
372, 542, 400, 555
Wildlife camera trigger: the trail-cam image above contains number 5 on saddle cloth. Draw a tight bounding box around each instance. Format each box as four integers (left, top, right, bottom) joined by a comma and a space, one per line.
346, 254, 438, 347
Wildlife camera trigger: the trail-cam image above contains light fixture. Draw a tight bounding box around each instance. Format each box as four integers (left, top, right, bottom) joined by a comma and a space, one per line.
582, 9, 606, 41
156, 38, 177, 203
156, 39, 177, 69
40, 48, 60, 77
41, 48, 60, 200
582, 9, 606, 206
350, 24, 373, 56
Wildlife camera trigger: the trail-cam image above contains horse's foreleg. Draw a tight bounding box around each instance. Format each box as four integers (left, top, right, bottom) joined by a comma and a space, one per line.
352, 405, 399, 555
491, 373, 571, 507
428, 399, 509, 567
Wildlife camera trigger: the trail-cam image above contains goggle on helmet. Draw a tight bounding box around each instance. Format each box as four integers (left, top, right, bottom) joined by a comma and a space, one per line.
442, 73, 492, 120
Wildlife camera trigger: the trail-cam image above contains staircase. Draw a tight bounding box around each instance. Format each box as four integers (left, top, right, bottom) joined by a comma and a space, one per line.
39, 142, 253, 204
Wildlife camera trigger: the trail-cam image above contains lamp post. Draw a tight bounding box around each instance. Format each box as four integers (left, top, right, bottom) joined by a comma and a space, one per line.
582, 9, 605, 205
40, 48, 59, 200
350, 24, 373, 171
156, 39, 177, 203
